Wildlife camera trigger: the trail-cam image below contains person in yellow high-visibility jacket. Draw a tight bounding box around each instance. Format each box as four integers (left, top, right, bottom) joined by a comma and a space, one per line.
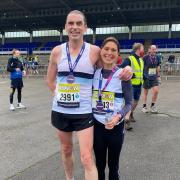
121, 43, 144, 130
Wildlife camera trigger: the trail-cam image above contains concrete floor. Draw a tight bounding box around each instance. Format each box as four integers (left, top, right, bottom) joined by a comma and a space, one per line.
0, 78, 180, 180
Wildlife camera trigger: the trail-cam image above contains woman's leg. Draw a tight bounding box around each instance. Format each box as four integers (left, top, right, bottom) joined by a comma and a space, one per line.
108, 122, 124, 180
17, 87, 22, 103
10, 87, 16, 104
93, 121, 107, 180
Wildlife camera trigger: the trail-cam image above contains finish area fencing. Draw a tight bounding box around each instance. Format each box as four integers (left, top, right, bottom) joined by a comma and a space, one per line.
0, 63, 180, 78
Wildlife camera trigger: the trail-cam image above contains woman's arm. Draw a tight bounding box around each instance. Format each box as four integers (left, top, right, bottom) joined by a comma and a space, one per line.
118, 80, 133, 119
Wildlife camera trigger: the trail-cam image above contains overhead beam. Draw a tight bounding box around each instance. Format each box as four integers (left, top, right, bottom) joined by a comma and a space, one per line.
2, 0, 180, 20
112, 0, 129, 26
10, 0, 56, 30
58, 0, 71, 10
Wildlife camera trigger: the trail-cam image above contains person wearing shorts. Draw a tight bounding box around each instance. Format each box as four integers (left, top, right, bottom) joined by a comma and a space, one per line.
142, 45, 161, 113
121, 43, 144, 130
47, 10, 133, 180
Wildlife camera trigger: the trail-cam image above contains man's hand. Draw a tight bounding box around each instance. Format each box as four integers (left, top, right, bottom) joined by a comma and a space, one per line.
158, 77, 161, 85
119, 66, 133, 81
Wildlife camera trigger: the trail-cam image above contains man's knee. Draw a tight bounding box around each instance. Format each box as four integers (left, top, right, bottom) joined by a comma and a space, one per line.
61, 144, 73, 157
153, 87, 159, 95
80, 151, 94, 170
133, 100, 138, 106
143, 89, 148, 95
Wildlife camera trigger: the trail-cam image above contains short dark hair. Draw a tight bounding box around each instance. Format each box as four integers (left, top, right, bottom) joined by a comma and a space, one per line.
101, 37, 120, 52
66, 10, 87, 25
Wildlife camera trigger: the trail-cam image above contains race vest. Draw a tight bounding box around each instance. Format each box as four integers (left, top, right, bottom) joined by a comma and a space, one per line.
129, 55, 144, 85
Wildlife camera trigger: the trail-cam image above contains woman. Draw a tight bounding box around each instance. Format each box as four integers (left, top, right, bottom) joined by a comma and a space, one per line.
92, 37, 132, 180
7, 49, 26, 111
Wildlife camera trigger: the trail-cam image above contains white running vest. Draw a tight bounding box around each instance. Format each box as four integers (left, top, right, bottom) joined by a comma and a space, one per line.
52, 42, 94, 114
92, 68, 124, 124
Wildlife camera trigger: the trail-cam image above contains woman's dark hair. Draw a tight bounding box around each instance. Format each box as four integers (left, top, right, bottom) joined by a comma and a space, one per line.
101, 37, 120, 52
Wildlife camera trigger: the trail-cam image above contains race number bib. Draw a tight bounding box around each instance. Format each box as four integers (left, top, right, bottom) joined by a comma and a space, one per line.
148, 68, 156, 76
57, 83, 80, 108
92, 90, 115, 111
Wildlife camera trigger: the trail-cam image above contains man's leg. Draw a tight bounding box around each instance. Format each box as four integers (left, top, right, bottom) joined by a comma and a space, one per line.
151, 86, 159, 104
125, 100, 137, 122
142, 88, 149, 113
130, 100, 139, 122
150, 85, 159, 113
143, 88, 148, 104
76, 126, 98, 180
57, 130, 74, 180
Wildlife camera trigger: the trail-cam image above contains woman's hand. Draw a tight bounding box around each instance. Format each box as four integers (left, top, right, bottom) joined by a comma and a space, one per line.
105, 114, 121, 130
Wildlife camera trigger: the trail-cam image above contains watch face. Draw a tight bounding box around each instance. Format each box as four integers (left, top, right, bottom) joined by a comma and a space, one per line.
96, 101, 104, 111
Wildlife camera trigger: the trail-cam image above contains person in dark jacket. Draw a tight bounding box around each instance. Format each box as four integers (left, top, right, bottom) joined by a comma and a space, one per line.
7, 49, 26, 111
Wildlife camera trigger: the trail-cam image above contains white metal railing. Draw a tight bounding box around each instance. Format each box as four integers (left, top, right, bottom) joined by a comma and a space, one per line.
0, 65, 48, 78
1, 63, 180, 78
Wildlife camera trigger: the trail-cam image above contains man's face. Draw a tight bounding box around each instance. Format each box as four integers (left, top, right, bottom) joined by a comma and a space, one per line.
65, 13, 87, 41
150, 46, 157, 56
136, 46, 144, 57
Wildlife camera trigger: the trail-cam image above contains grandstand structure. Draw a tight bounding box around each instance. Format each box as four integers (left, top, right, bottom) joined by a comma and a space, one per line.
1, 0, 180, 65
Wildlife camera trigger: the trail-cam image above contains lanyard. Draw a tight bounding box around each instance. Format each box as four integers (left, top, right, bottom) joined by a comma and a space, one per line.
98, 66, 118, 101
66, 42, 85, 73
149, 55, 157, 65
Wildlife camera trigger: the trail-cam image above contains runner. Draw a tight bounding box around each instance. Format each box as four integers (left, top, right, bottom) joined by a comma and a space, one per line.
93, 37, 132, 180
47, 10, 133, 180
7, 49, 26, 111
142, 45, 161, 113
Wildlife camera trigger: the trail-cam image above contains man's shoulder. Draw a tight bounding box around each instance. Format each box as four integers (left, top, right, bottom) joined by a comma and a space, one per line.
51, 45, 61, 55
143, 54, 149, 60
90, 44, 100, 53
89, 44, 100, 65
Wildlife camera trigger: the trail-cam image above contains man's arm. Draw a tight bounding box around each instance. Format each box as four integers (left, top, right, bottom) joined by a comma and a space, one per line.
89, 44, 101, 66
47, 46, 61, 93
120, 58, 131, 68
119, 58, 133, 80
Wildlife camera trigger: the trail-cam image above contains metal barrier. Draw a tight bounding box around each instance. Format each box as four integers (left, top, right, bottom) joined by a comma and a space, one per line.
1, 63, 180, 78
160, 63, 180, 76
0, 65, 48, 78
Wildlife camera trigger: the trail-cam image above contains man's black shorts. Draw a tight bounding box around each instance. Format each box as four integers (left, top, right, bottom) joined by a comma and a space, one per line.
143, 78, 159, 89
51, 111, 94, 132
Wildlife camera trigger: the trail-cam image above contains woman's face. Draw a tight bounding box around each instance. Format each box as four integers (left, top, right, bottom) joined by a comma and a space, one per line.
100, 41, 119, 66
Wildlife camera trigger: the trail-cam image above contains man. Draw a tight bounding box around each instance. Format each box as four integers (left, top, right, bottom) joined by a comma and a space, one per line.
7, 49, 26, 111
142, 45, 161, 113
47, 10, 132, 180
121, 43, 144, 130
167, 52, 175, 74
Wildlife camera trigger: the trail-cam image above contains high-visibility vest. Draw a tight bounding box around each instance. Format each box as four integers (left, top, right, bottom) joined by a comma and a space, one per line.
129, 55, 144, 85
